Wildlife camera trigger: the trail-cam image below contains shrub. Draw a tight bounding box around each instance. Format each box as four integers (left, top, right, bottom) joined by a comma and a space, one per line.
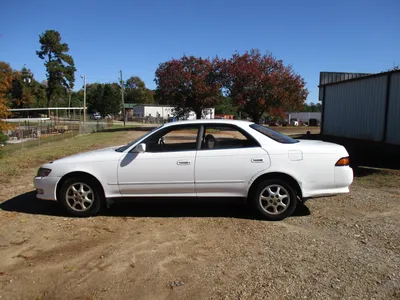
0, 131, 7, 145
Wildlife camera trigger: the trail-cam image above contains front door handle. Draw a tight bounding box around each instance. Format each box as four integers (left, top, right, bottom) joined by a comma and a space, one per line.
177, 160, 191, 165
251, 158, 264, 163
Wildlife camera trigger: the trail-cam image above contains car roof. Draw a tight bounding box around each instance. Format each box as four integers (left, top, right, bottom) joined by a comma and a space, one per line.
162, 119, 254, 127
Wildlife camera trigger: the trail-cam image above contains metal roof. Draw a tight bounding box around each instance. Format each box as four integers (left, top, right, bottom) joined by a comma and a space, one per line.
319, 70, 400, 87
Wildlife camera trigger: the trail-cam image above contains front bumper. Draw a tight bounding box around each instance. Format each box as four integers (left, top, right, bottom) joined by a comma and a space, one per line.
34, 176, 61, 201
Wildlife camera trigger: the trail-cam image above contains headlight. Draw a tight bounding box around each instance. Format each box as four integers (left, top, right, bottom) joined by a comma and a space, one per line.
37, 168, 52, 177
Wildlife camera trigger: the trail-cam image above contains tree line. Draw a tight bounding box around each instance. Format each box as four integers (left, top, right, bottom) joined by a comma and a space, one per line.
1, 29, 313, 130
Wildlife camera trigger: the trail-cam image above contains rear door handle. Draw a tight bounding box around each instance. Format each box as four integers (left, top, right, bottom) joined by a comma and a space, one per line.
177, 160, 191, 165
251, 158, 264, 163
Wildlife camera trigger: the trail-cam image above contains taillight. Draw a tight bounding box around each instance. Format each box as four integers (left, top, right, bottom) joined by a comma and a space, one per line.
37, 168, 52, 177
335, 157, 350, 166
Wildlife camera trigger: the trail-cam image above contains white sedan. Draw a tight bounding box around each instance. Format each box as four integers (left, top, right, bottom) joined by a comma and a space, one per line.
34, 120, 353, 220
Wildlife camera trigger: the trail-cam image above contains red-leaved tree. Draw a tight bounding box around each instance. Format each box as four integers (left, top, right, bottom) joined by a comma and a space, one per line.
155, 56, 222, 119
221, 49, 308, 124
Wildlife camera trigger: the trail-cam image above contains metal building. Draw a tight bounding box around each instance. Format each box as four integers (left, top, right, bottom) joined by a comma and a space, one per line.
319, 70, 400, 145
318, 72, 372, 102
285, 112, 321, 123
124, 104, 215, 120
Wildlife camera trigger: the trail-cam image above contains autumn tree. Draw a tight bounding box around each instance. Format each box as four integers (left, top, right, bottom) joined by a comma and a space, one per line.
125, 76, 154, 104
0, 62, 14, 131
221, 49, 308, 124
155, 55, 222, 119
36, 30, 76, 107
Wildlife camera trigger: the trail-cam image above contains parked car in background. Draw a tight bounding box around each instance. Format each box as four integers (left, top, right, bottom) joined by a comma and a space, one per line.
290, 118, 299, 126
34, 119, 353, 221
268, 119, 280, 126
90, 112, 101, 120
309, 118, 321, 126
104, 114, 113, 120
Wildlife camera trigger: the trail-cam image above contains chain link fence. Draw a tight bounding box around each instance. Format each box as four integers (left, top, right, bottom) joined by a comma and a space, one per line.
1, 117, 115, 156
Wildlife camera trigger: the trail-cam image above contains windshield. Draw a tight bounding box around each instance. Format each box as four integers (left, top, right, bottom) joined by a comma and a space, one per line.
115, 125, 163, 152
249, 124, 299, 144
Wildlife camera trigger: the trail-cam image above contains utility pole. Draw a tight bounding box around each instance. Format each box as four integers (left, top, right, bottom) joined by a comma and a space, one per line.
81, 75, 87, 129
68, 89, 71, 119
119, 70, 126, 126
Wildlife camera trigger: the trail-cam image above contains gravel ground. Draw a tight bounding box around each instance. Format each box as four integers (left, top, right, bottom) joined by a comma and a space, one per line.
0, 129, 398, 300
0, 176, 399, 299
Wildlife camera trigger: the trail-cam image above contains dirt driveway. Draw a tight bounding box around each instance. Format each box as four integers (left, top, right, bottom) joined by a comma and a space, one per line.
0, 130, 399, 300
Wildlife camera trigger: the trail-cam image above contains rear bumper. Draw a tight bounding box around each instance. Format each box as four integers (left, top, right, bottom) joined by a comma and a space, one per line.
334, 166, 354, 190
302, 166, 353, 198
34, 176, 61, 201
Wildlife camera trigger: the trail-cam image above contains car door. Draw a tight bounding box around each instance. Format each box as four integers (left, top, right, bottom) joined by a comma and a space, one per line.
195, 124, 271, 197
117, 125, 200, 197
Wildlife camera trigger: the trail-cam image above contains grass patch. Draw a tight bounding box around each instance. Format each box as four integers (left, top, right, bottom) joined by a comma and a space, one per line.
354, 167, 400, 189
2, 132, 77, 154
0, 131, 147, 185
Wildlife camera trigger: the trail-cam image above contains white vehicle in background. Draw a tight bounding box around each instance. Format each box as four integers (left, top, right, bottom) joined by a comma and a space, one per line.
290, 118, 299, 126
34, 120, 353, 220
90, 112, 101, 120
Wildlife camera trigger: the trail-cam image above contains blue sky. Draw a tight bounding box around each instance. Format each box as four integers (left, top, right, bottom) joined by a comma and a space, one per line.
1, 0, 399, 103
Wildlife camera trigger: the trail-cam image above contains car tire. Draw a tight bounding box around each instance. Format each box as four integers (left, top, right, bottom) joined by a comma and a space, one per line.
252, 179, 297, 221
58, 177, 104, 217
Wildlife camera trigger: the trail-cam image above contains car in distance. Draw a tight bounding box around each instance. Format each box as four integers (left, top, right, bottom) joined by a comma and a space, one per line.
90, 112, 101, 120
290, 118, 299, 126
34, 120, 353, 221
309, 118, 321, 126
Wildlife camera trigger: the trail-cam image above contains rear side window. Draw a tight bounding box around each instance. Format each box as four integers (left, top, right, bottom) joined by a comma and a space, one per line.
201, 124, 259, 150
250, 124, 299, 144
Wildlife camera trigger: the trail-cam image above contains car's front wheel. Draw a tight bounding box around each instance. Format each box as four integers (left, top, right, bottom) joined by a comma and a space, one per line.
58, 177, 103, 217
252, 179, 297, 221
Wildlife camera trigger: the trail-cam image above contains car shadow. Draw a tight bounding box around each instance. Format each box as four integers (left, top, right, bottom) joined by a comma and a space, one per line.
0, 191, 310, 220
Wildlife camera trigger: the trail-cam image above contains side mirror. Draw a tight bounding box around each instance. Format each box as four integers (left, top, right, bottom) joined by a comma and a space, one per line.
133, 143, 146, 153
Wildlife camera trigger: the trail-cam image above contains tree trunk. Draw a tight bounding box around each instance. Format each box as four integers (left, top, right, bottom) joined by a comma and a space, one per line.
251, 113, 261, 125
195, 109, 202, 119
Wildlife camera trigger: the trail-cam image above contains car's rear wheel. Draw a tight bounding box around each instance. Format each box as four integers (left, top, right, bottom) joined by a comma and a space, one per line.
58, 177, 103, 217
252, 179, 297, 221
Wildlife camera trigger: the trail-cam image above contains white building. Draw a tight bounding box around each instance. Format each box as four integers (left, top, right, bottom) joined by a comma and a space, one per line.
125, 104, 215, 120
285, 112, 321, 123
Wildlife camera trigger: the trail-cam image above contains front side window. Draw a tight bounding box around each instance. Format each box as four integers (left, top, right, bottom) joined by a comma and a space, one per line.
115, 125, 163, 152
143, 125, 199, 152
250, 124, 299, 144
201, 125, 259, 150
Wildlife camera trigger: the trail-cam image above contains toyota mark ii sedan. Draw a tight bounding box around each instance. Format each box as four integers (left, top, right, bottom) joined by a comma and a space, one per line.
34, 120, 353, 220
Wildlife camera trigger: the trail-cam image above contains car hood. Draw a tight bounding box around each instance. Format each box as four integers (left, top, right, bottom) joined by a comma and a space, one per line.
51, 145, 124, 164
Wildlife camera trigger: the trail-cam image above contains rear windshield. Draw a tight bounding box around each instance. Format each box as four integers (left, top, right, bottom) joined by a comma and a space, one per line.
249, 124, 299, 144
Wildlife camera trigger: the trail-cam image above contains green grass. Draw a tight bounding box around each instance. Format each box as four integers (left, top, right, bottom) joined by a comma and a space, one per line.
0, 131, 145, 185
2, 131, 77, 154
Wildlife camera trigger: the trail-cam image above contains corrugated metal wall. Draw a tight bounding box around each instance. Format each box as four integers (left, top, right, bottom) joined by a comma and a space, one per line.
319, 72, 372, 101
322, 70, 400, 145
323, 75, 388, 142
386, 72, 400, 145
